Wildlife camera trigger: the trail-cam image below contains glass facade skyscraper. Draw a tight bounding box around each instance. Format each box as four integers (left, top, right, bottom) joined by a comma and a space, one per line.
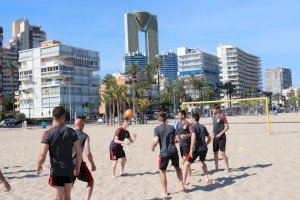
158, 52, 178, 80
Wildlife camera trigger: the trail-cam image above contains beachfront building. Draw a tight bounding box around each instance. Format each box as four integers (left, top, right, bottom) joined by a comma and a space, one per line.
217, 44, 262, 97
158, 52, 178, 80
124, 11, 159, 61
177, 47, 221, 98
18, 40, 100, 119
265, 67, 292, 95
11, 17, 47, 51
122, 52, 148, 72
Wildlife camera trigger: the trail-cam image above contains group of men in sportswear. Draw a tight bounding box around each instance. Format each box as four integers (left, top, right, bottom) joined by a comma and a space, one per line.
151, 104, 230, 197
1, 103, 229, 199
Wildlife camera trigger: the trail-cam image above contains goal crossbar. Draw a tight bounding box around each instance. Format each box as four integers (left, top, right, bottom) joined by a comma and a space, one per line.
181, 97, 271, 135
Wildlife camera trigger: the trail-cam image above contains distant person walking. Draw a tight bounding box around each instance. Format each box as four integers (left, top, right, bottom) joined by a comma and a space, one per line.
37, 106, 83, 200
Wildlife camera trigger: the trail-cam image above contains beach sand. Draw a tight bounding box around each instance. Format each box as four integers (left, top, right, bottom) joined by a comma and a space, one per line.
0, 113, 300, 200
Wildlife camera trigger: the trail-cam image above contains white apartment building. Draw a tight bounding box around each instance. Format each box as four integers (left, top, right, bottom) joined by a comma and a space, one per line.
217, 44, 262, 97
265, 67, 292, 95
18, 40, 100, 119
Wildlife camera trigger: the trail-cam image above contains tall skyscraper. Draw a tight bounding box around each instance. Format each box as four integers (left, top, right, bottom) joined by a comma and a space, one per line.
124, 11, 159, 62
265, 67, 292, 95
158, 52, 178, 80
18, 40, 100, 118
217, 44, 262, 97
177, 47, 220, 87
11, 18, 47, 50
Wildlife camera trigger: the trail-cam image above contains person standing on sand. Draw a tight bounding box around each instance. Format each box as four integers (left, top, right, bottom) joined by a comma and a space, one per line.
211, 104, 230, 173
182, 113, 212, 186
72, 118, 96, 200
37, 106, 83, 200
176, 110, 192, 176
151, 111, 185, 197
0, 169, 10, 192
109, 118, 137, 178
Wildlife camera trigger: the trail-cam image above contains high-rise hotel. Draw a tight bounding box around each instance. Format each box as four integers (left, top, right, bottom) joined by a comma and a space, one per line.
217, 44, 262, 97
18, 40, 100, 119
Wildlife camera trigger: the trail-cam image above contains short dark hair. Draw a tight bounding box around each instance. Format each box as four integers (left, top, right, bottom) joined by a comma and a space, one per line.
211, 104, 220, 110
179, 110, 187, 118
158, 111, 167, 122
192, 113, 200, 122
122, 117, 130, 123
52, 106, 66, 120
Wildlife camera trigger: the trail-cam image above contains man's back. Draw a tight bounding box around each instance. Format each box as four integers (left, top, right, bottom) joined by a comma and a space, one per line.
42, 124, 78, 177
154, 124, 177, 157
192, 123, 209, 152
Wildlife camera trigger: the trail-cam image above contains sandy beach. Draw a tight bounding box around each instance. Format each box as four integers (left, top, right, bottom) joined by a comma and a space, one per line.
0, 113, 300, 200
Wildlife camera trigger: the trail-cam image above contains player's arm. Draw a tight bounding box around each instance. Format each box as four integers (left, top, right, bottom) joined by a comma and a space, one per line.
84, 136, 96, 171
189, 132, 196, 158
0, 170, 10, 192
114, 136, 130, 145
37, 143, 49, 175
216, 117, 229, 137
151, 136, 159, 152
73, 140, 83, 176
206, 135, 212, 145
128, 133, 137, 143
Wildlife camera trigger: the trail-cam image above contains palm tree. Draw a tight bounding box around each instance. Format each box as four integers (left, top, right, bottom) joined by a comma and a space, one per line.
133, 98, 151, 124
189, 74, 208, 101
151, 58, 161, 110
101, 92, 112, 126
8, 60, 20, 118
249, 82, 255, 98
141, 63, 156, 103
223, 81, 236, 108
125, 62, 140, 118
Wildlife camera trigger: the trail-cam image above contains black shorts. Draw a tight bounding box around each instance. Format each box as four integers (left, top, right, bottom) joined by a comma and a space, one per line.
73, 162, 94, 183
213, 135, 226, 152
187, 150, 208, 163
49, 176, 74, 187
159, 153, 180, 171
110, 146, 126, 160
180, 145, 190, 158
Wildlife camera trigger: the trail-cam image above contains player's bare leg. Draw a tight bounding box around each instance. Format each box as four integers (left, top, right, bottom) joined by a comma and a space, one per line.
85, 180, 94, 200
120, 157, 127, 175
51, 186, 64, 200
159, 170, 168, 197
63, 183, 72, 200
221, 151, 230, 172
182, 156, 191, 176
182, 162, 191, 186
214, 151, 219, 170
112, 160, 118, 178
175, 166, 185, 191
201, 161, 211, 184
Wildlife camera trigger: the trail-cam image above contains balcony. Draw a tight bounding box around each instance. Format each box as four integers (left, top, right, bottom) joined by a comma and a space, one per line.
41, 70, 74, 78
41, 81, 64, 87
19, 85, 33, 91
19, 75, 33, 82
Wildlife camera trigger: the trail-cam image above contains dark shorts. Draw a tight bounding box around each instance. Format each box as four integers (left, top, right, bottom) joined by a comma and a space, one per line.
213, 135, 226, 152
180, 145, 190, 158
49, 176, 74, 187
159, 153, 180, 171
110, 146, 126, 160
73, 162, 94, 183
187, 150, 208, 163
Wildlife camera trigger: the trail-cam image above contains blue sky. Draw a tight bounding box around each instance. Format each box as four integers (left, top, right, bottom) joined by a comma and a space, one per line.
1, 0, 299, 87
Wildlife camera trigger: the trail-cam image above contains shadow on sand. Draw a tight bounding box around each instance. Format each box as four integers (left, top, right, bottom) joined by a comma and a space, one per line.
186, 163, 273, 193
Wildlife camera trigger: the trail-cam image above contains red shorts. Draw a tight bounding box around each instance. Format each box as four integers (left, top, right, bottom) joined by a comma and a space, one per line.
73, 162, 94, 183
